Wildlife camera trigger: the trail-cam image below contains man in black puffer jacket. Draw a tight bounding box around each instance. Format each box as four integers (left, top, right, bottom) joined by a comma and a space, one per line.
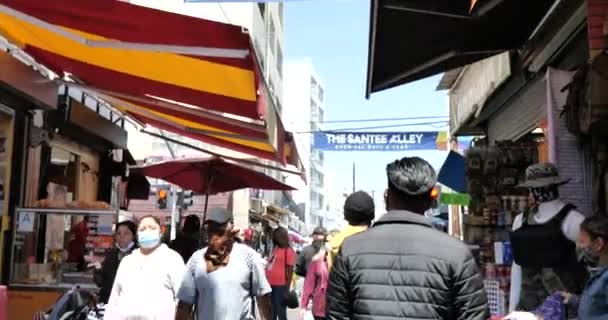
327, 157, 489, 320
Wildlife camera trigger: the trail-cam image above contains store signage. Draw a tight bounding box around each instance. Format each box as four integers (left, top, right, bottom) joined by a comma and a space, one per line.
17, 211, 34, 232
313, 131, 448, 151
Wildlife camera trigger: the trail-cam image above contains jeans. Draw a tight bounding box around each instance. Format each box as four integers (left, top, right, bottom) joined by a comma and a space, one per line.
271, 285, 288, 320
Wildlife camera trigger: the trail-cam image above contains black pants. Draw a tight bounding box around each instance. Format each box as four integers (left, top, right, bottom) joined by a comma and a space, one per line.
314, 317, 325, 320
271, 285, 288, 320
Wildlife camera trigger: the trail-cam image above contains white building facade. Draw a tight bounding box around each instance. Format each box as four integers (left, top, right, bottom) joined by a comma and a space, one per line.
122, 0, 290, 228
283, 59, 327, 228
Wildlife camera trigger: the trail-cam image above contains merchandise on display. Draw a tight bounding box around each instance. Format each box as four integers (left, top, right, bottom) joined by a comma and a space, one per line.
464, 140, 540, 316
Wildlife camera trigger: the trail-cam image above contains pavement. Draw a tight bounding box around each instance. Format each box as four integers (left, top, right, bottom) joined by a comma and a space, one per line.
287, 308, 300, 320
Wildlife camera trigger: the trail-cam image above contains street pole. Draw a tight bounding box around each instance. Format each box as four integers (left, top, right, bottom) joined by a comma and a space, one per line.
170, 185, 178, 241
159, 129, 179, 241
352, 162, 356, 193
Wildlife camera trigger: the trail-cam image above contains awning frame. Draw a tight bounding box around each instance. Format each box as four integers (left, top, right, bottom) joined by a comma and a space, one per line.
0, 3, 250, 59
381, 0, 505, 19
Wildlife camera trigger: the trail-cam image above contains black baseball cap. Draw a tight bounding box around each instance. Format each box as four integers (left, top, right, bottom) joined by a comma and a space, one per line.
204, 207, 233, 225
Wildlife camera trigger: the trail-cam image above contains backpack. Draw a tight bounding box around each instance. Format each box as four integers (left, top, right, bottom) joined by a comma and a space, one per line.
295, 246, 315, 277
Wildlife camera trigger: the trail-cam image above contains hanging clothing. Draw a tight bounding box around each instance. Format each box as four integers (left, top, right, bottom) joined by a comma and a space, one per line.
534, 293, 566, 320
509, 203, 588, 313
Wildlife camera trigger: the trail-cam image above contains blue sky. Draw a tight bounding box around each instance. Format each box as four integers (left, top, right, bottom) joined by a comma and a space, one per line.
285, 0, 449, 205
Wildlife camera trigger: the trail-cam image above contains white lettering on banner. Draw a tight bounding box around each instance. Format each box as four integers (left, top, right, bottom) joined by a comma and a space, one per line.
326, 133, 427, 146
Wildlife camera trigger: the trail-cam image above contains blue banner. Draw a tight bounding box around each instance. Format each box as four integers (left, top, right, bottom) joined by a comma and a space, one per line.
313, 132, 448, 151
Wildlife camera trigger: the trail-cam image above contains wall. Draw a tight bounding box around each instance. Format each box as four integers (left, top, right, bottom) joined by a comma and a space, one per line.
283, 60, 330, 226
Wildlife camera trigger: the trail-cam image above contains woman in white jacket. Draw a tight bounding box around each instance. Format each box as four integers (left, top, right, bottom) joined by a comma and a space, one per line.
104, 215, 186, 320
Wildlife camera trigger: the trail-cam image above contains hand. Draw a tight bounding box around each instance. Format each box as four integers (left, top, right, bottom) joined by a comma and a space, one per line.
556, 291, 573, 303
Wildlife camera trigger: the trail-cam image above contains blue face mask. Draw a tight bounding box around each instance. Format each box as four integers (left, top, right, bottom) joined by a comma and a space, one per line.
138, 231, 161, 249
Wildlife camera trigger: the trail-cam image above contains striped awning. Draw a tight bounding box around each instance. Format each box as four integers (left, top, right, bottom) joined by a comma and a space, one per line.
0, 0, 300, 167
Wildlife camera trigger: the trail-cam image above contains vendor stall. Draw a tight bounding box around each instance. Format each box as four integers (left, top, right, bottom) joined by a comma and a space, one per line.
6, 93, 132, 318
463, 138, 541, 316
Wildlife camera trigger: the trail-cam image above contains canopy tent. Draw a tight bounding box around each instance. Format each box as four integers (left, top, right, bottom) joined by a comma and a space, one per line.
366, 0, 556, 96
0, 0, 302, 168
131, 156, 296, 220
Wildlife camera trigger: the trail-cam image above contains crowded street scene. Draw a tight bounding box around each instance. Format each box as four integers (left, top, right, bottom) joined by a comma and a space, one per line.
0, 0, 606, 319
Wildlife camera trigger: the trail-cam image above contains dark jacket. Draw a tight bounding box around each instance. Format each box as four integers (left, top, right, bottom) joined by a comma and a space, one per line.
296, 243, 321, 277
170, 232, 201, 263
327, 211, 489, 320
96, 246, 135, 304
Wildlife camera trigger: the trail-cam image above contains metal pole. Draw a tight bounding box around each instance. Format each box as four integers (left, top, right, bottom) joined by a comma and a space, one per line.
170, 185, 178, 241
352, 162, 356, 193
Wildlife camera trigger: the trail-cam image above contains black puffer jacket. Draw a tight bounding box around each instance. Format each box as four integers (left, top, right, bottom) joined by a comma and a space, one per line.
327, 211, 489, 320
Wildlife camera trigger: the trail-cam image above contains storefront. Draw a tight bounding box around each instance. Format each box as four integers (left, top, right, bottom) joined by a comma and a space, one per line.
6, 93, 132, 319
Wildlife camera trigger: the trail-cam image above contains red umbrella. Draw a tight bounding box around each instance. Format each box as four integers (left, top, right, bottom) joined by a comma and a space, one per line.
131, 156, 295, 220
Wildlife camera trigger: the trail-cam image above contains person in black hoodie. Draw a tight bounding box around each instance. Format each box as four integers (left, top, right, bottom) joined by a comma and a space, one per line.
170, 215, 202, 263
96, 220, 137, 304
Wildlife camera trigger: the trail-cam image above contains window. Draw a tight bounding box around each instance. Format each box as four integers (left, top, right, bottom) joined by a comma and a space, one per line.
318, 86, 324, 102
278, 1, 284, 25
269, 19, 276, 54
276, 44, 283, 78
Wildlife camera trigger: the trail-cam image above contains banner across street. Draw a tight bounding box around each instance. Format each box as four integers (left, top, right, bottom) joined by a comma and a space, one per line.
313, 131, 448, 151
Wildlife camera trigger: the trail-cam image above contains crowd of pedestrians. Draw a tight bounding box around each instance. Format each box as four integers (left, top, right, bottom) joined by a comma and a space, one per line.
62, 156, 608, 320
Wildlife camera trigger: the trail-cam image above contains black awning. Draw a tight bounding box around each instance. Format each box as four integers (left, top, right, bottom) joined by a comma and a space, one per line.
366, 0, 556, 97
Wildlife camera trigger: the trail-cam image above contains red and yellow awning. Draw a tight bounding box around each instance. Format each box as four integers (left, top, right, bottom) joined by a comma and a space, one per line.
0, 0, 301, 168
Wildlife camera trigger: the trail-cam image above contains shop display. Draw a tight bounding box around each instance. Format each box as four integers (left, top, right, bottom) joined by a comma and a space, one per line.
509, 163, 588, 316
10, 208, 118, 288
464, 140, 539, 316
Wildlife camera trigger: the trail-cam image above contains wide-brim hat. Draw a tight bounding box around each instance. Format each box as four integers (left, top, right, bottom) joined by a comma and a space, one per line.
517, 163, 571, 188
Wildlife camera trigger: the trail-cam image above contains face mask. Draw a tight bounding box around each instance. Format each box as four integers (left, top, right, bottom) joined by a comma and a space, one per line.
581, 247, 600, 266
578, 238, 602, 266
138, 231, 161, 249
116, 241, 134, 253
530, 186, 559, 203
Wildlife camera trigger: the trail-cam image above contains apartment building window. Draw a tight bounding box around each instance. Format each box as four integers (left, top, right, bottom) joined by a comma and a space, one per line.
276, 43, 283, 78
318, 86, 324, 102
269, 19, 276, 54
310, 121, 319, 133
278, 1, 284, 25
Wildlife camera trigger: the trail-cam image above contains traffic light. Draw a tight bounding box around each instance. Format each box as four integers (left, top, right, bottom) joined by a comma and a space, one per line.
157, 188, 168, 209
177, 190, 194, 210
182, 191, 193, 209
